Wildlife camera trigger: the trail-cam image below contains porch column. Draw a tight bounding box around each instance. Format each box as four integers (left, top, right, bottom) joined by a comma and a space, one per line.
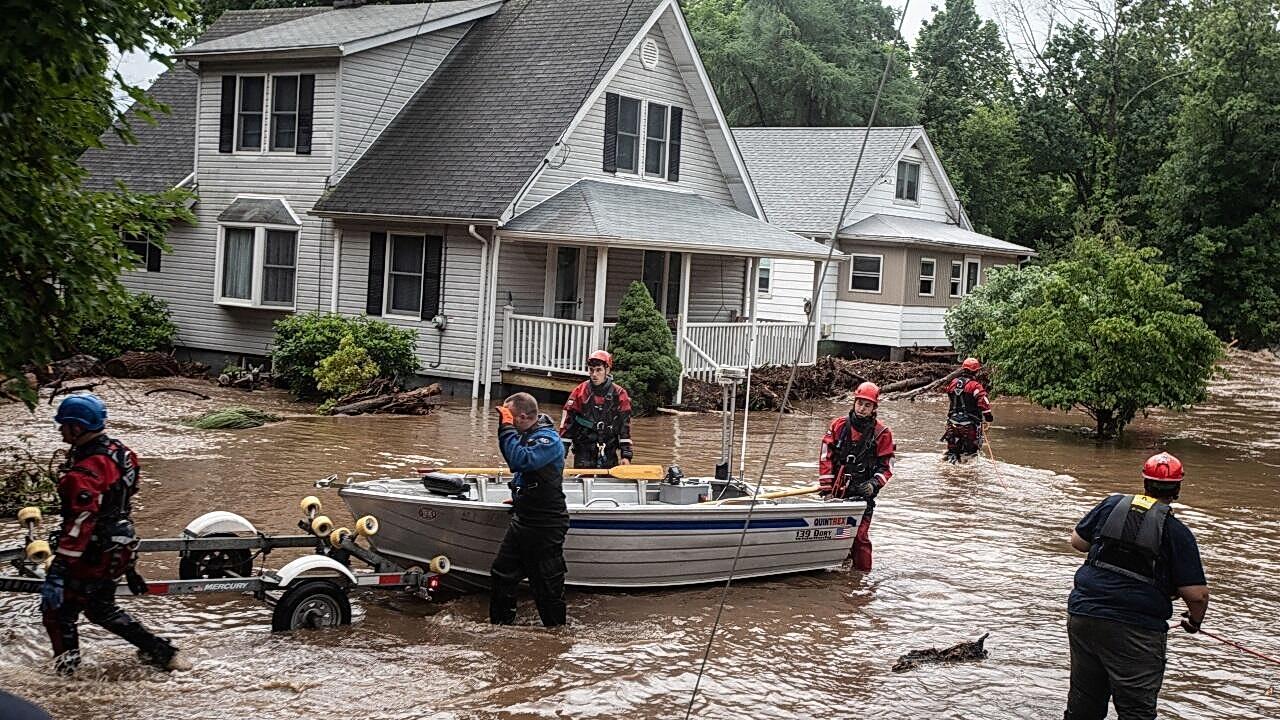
591, 246, 609, 351
674, 251, 692, 405
810, 259, 824, 364
483, 234, 503, 404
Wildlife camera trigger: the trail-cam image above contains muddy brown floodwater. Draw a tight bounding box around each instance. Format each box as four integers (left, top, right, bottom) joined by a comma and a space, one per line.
2, 354, 1279, 720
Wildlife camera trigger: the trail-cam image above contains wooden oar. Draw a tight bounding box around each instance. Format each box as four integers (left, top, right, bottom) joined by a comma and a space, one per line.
700, 485, 822, 504
418, 465, 665, 480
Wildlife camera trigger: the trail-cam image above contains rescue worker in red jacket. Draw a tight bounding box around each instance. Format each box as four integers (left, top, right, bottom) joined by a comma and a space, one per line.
819, 382, 895, 571
942, 357, 993, 463
41, 394, 189, 675
559, 350, 633, 469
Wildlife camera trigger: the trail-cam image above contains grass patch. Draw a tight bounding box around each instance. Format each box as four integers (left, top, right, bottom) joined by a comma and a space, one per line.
184, 407, 281, 430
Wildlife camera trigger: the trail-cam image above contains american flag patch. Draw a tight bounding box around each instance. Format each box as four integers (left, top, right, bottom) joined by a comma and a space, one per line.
834, 525, 855, 540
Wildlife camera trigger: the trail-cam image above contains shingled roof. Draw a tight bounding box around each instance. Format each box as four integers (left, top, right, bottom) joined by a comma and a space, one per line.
79, 6, 331, 192
312, 0, 664, 221
732, 127, 922, 235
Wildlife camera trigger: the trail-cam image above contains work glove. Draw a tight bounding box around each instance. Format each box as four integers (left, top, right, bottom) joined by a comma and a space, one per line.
41, 563, 65, 612
1180, 611, 1201, 634
495, 405, 514, 426
982, 411, 994, 423
854, 479, 881, 500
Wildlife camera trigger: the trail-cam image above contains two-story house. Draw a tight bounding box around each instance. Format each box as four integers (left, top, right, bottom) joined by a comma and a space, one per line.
81, 0, 833, 401
734, 127, 1035, 359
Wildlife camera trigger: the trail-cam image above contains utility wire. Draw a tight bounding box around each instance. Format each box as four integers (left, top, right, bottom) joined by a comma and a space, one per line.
682, 2, 912, 716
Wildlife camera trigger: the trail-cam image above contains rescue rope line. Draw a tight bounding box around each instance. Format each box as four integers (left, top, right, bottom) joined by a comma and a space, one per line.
1198, 628, 1280, 667
683, 3, 911, 716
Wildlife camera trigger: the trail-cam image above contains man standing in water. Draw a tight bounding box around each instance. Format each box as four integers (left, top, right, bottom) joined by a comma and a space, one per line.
1065, 452, 1209, 720
559, 350, 633, 468
491, 392, 570, 627
818, 382, 895, 571
942, 357, 994, 463
43, 393, 190, 674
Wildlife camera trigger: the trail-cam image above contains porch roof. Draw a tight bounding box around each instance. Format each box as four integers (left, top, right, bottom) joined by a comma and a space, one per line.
501, 180, 840, 261
839, 214, 1036, 256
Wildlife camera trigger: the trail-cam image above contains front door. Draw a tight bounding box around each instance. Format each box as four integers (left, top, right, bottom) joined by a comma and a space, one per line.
553, 246, 581, 319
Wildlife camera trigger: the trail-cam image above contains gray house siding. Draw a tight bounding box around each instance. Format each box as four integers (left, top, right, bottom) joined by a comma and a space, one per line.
515, 25, 736, 215
335, 24, 472, 176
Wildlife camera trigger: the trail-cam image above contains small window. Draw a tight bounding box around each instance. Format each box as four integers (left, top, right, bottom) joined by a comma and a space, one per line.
237, 76, 265, 150
950, 261, 963, 297
616, 96, 641, 173
220, 227, 255, 300
757, 258, 772, 295
262, 230, 297, 306
122, 234, 160, 271
217, 225, 298, 308
918, 258, 935, 296
645, 102, 669, 177
965, 258, 981, 294
387, 234, 425, 316
850, 254, 882, 293
895, 161, 920, 202
269, 75, 299, 151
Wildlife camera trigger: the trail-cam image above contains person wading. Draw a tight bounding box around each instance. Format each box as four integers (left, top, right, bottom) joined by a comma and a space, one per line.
1065, 452, 1209, 720
42, 393, 190, 674
559, 350, 633, 469
818, 382, 895, 571
942, 357, 993, 463
491, 392, 570, 627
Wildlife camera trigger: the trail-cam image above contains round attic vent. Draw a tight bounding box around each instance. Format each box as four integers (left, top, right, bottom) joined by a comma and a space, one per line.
640, 37, 661, 69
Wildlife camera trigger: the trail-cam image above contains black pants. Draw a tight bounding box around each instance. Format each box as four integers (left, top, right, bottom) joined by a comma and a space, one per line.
42, 577, 176, 674
489, 519, 568, 627
572, 445, 619, 469
1065, 614, 1167, 720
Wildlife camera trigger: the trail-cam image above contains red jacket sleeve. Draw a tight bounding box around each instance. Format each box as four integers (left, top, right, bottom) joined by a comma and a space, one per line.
818, 418, 838, 493
559, 383, 588, 438
615, 385, 633, 458
969, 380, 992, 412
55, 454, 118, 559
872, 425, 895, 487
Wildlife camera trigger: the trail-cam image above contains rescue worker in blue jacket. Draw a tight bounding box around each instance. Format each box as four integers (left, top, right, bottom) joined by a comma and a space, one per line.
490, 392, 570, 627
1065, 452, 1209, 720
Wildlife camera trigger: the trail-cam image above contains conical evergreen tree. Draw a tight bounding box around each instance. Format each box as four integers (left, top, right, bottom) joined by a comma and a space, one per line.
608, 282, 681, 414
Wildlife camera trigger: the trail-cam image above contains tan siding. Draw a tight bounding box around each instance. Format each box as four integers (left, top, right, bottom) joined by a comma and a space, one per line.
836, 243, 906, 305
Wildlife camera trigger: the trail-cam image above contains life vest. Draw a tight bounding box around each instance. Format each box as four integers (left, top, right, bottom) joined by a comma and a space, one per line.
570, 380, 626, 445
832, 415, 885, 486
1087, 494, 1171, 586
948, 376, 982, 423
80, 436, 140, 524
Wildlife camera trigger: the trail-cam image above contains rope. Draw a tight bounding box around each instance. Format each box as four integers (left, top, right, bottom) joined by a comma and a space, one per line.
1198, 628, 1280, 667
683, 3, 911, 716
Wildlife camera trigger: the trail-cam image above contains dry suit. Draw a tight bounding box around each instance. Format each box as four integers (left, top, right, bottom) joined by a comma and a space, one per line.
42, 434, 179, 674
559, 377, 633, 468
819, 413, 895, 571
943, 373, 993, 461
490, 414, 570, 627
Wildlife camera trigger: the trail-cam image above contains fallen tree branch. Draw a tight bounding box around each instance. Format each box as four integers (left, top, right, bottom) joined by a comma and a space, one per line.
143, 387, 211, 400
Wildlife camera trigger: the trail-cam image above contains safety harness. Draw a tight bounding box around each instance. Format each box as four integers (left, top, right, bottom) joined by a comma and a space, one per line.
571, 380, 626, 467
948, 376, 982, 423
1087, 494, 1171, 586
831, 416, 884, 497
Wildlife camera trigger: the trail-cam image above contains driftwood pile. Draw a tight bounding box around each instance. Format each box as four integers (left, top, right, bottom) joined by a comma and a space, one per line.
678, 356, 966, 412
892, 633, 990, 673
326, 378, 443, 416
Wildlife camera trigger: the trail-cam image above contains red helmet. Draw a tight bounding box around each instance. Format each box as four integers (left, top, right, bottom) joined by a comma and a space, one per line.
587, 350, 612, 369
962, 357, 981, 372
1142, 452, 1184, 482
853, 381, 880, 406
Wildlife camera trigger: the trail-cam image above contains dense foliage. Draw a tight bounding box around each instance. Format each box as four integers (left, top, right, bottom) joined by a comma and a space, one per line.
0, 0, 197, 408
608, 282, 682, 414
943, 265, 1052, 358
961, 237, 1221, 439
71, 293, 178, 360
315, 335, 380, 399
271, 313, 417, 397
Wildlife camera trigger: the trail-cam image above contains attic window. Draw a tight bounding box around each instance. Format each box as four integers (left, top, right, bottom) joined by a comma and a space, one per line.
640, 37, 660, 69
895, 161, 920, 203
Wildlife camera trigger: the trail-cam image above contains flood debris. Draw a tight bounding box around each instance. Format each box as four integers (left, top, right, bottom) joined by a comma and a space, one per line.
184, 407, 281, 430
326, 379, 442, 416
0, 446, 63, 516
892, 633, 990, 673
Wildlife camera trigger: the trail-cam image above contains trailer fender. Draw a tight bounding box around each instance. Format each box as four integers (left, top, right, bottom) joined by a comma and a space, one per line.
183, 511, 259, 538
273, 555, 357, 589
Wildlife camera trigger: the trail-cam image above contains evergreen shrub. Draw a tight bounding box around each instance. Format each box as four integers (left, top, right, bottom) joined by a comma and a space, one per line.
71, 292, 177, 360
608, 282, 681, 414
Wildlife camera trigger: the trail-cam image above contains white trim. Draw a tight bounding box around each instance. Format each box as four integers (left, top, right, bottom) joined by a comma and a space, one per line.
964, 255, 982, 295
614, 94, 642, 176
267, 73, 302, 152
756, 258, 773, 298
227, 194, 305, 226
949, 260, 963, 298
642, 100, 671, 180
849, 253, 883, 294
213, 219, 302, 311
233, 74, 267, 153
912, 129, 971, 229
338, 3, 501, 56
893, 159, 921, 204
917, 256, 936, 297
331, 56, 344, 177
498, 229, 838, 261
383, 232, 427, 319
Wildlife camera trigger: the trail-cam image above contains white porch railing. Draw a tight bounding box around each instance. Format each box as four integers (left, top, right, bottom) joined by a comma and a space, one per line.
503, 312, 595, 375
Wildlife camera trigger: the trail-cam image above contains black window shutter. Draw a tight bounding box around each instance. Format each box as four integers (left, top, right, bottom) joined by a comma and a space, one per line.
668, 106, 683, 182
420, 235, 444, 320
219, 76, 236, 153
296, 74, 315, 155
603, 92, 619, 173
366, 232, 386, 316
146, 243, 162, 272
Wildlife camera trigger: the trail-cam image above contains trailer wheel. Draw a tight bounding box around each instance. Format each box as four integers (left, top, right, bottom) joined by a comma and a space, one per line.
271, 579, 351, 632
178, 532, 253, 580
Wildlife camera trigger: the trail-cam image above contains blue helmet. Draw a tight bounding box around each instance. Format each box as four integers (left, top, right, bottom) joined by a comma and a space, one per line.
54, 393, 108, 432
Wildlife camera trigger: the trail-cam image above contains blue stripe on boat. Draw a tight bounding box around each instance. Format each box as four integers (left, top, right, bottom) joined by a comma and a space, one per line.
570, 518, 809, 531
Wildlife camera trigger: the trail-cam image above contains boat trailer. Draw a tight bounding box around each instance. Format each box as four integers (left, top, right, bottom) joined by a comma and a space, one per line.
1, 486, 451, 632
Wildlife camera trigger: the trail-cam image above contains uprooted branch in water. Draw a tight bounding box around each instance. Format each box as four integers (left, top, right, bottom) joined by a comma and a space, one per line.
892, 633, 990, 673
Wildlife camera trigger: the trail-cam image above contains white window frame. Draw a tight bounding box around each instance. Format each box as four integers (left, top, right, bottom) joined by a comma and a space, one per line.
543, 243, 588, 320
964, 256, 982, 294
268, 74, 301, 152
214, 223, 300, 310
615, 95, 642, 175
849, 253, 883, 294
234, 74, 267, 153
757, 258, 773, 297
383, 233, 427, 320
643, 101, 670, 179
949, 260, 963, 298
918, 257, 936, 297
895, 160, 921, 204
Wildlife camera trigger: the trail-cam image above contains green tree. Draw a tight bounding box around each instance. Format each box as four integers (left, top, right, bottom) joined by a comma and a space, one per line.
915, 0, 1011, 152
685, 0, 921, 127
271, 313, 417, 397
944, 263, 1052, 357
72, 293, 179, 360
0, 0, 196, 407
980, 236, 1221, 439
1149, 0, 1280, 348
608, 282, 682, 414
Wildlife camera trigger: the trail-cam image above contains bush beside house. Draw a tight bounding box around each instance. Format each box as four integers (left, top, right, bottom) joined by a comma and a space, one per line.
271, 313, 417, 398
71, 292, 178, 360
608, 282, 682, 414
